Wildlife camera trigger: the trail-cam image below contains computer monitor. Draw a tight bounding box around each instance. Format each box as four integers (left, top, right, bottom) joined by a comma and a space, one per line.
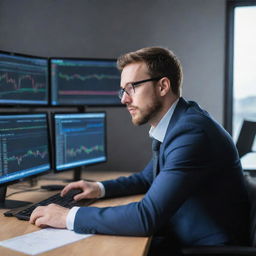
53, 112, 107, 180
0, 51, 49, 105
0, 113, 51, 208
50, 58, 121, 106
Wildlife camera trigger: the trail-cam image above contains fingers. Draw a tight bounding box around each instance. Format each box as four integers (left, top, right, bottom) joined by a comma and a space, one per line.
35, 217, 48, 228
29, 206, 48, 227
61, 180, 84, 197
73, 192, 87, 201
29, 204, 69, 229
60, 180, 100, 200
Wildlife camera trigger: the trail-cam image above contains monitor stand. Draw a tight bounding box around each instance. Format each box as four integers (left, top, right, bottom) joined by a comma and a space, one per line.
73, 167, 82, 181
61, 167, 83, 183
62, 167, 94, 183
0, 186, 32, 209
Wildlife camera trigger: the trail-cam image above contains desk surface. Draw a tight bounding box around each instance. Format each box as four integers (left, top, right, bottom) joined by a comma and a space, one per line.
0, 171, 150, 256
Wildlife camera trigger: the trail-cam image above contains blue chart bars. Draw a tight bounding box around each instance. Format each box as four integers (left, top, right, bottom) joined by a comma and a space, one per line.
0, 114, 51, 184
0, 52, 49, 105
54, 112, 107, 171
51, 58, 121, 106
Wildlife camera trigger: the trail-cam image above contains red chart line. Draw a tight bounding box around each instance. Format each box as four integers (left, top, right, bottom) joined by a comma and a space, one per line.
59, 90, 118, 96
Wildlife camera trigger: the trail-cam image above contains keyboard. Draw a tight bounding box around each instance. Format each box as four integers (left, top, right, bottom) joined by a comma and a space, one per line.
13, 189, 96, 221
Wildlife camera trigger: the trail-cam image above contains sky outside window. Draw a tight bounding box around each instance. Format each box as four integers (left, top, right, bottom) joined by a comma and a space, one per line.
233, 6, 256, 141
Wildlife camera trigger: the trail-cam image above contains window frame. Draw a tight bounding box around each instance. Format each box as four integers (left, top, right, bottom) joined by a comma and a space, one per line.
224, 0, 256, 134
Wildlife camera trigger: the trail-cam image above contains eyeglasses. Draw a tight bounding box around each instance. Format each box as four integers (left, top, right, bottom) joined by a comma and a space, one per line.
118, 77, 163, 99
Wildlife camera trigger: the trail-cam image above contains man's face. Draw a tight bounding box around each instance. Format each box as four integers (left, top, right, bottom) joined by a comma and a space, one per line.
120, 62, 162, 126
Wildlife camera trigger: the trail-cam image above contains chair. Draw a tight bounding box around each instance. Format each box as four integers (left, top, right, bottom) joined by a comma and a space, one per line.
181, 174, 256, 256
236, 120, 256, 158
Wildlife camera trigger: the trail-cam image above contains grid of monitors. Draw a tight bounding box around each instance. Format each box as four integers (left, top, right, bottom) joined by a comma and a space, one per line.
50, 58, 121, 106
53, 112, 107, 171
0, 113, 51, 185
0, 52, 49, 105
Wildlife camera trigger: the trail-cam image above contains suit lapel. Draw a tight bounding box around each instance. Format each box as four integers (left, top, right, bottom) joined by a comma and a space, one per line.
158, 97, 190, 170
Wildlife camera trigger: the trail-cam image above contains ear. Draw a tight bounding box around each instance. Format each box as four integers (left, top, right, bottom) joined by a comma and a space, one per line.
158, 77, 171, 96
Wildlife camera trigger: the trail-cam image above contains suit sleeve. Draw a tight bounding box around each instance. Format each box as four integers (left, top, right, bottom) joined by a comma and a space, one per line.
101, 159, 154, 198
73, 123, 212, 236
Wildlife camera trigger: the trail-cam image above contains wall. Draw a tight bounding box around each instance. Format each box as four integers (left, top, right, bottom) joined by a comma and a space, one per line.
0, 0, 226, 172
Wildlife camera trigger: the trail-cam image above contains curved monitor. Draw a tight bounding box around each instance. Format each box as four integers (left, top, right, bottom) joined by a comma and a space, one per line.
53, 112, 107, 179
50, 58, 121, 106
0, 51, 49, 105
0, 113, 51, 208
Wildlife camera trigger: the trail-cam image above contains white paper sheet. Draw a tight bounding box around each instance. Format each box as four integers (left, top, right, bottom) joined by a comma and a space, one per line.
0, 228, 92, 255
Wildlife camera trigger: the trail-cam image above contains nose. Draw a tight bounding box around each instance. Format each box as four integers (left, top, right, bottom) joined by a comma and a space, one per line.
121, 91, 132, 105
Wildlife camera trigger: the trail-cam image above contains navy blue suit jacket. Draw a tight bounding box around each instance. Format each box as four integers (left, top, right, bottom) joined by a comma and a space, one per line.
74, 97, 250, 246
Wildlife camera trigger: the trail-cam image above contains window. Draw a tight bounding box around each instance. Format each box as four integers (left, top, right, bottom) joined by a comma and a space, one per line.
226, 1, 256, 169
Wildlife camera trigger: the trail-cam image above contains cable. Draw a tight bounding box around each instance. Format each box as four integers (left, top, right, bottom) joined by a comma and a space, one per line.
6, 188, 42, 198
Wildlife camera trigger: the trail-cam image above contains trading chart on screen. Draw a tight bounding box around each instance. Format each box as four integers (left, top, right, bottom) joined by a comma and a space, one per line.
51, 59, 120, 105
0, 114, 50, 184
0, 53, 48, 105
54, 113, 106, 171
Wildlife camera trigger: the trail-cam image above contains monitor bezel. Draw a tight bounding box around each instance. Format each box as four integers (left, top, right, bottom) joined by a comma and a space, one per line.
0, 112, 52, 187
49, 57, 122, 107
0, 50, 50, 107
51, 111, 107, 173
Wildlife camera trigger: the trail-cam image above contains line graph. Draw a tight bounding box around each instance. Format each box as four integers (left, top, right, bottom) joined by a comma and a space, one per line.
64, 131, 105, 164
0, 115, 50, 175
7, 147, 48, 166
51, 59, 120, 105
55, 115, 106, 169
59, 90, 118, 96
67, 145, 104, 158
59, 72, 119, 81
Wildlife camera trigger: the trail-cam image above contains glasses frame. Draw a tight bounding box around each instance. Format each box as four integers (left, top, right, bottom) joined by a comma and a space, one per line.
118, 76, 163, 99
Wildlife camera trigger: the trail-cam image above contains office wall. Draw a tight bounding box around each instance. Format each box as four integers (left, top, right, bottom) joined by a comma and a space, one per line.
0, 0, 226, 172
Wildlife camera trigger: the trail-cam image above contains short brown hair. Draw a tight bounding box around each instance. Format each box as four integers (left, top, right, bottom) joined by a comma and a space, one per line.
117, 47, 183, 96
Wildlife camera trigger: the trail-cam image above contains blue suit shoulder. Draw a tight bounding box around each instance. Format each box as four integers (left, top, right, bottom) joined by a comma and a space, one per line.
163, 98, 240, 167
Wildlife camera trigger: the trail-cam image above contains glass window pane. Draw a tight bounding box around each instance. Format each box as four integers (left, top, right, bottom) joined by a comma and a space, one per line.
233, 6, 256, 151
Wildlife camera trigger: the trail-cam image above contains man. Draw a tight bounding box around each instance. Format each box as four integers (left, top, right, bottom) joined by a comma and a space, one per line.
30, 47, 250, 255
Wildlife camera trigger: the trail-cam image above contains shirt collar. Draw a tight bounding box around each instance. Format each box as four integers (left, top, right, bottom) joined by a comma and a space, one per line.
149, 98, 179, 142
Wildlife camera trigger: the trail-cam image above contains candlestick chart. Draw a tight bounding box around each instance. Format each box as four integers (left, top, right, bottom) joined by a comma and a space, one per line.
0, 53, 48, 105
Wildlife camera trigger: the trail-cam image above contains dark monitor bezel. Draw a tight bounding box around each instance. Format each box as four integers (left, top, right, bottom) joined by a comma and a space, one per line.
51, 111, 107, 173
0, 50, 50, 106
49, 57, 122, 107
0, 112, 52, 187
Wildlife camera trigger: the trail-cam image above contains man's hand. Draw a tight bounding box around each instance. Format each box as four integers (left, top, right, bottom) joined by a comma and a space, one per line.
29, 204, 69, 228
61, 180, 101, 201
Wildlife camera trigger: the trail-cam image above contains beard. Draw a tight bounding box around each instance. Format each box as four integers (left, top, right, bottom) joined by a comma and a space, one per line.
129, 97, 162, 126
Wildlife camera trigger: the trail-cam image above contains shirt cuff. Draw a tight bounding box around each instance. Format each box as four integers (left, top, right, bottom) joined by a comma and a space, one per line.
66, 206, 80, 230
96, 182, 105, 198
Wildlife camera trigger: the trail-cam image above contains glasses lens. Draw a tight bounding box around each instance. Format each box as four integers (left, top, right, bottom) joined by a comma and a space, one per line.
118, 89, 124, 99
126, 84, 134, 95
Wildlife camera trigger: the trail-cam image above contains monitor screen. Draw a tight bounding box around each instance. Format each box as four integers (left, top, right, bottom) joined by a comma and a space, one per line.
0, 113, 51, 185
53, 112, 107, 172
50, 58, 121, 106
0, 52, 49, 105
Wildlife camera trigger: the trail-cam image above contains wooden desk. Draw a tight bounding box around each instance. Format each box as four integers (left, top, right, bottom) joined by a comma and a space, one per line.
0, 171, 151, 256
